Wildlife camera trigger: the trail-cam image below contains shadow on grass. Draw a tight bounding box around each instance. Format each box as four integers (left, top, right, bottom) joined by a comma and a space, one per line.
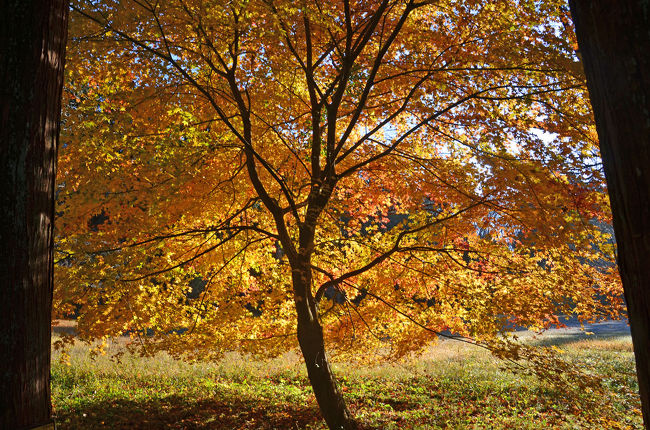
54, 396, 323, 429
528, 332, 631, 348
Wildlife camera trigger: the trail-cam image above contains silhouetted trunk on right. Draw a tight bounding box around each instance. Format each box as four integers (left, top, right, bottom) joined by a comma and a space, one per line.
0, 1, 69, 428
569, 1, 650, 427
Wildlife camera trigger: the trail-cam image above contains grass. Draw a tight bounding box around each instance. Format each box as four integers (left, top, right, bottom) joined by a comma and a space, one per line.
52, 331, 643, 429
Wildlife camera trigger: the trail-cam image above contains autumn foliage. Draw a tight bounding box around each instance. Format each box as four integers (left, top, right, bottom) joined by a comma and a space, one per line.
57, 0, 622, 427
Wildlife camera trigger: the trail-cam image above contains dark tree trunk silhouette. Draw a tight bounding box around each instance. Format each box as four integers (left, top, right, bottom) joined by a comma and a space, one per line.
285, 178, 357, 430
0, 0, 69, 428
292, 260, 356, 430
569, 1, 650, 426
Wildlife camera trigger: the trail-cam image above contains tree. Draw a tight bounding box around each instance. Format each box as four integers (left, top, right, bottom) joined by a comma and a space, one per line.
58, 1, 621, 427
568, 1, 650, 426
0, 0, 69, 428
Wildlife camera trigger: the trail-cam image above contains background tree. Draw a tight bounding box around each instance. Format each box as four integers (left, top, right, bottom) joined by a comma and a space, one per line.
568, 0, 650, 426
0, 0, 69, 428
59, 1, 621, 427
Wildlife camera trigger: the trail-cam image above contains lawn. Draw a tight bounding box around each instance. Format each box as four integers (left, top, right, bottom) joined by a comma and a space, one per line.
51, 330, 642, 429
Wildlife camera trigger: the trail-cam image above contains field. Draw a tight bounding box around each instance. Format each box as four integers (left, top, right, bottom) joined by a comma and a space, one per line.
52, 328, 643, 429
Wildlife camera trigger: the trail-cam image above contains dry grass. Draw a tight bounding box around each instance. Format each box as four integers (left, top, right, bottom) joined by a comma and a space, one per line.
51, 329, 642, 429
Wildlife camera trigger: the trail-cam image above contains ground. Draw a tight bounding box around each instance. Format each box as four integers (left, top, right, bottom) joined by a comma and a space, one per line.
51, 318, 641, 429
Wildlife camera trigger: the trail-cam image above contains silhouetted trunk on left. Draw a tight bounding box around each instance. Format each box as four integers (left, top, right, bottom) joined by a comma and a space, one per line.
0, 1, 69, 428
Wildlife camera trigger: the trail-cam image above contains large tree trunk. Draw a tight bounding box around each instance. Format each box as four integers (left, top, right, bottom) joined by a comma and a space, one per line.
292, 261, 356, 430
568, 1, 650, 426
0, 0, 69, 428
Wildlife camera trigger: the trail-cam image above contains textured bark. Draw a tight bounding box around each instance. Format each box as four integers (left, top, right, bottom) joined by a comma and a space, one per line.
292, 261, 357, 430
568, 1, 650, 426
0, 0, 69, 428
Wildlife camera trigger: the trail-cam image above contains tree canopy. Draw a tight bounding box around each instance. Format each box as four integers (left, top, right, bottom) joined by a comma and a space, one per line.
57, 0, 622, 426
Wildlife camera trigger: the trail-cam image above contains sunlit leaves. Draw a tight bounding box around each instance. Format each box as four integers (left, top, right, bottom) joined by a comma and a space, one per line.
57, 0, 621, 365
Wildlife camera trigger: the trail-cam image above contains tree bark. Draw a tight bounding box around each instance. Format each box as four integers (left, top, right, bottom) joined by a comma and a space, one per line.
568, 1, 650, 426
0, 0, 69, 428
292, 260, 356, 430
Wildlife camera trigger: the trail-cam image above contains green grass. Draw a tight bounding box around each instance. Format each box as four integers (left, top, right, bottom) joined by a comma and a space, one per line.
52, 333, 643, 429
